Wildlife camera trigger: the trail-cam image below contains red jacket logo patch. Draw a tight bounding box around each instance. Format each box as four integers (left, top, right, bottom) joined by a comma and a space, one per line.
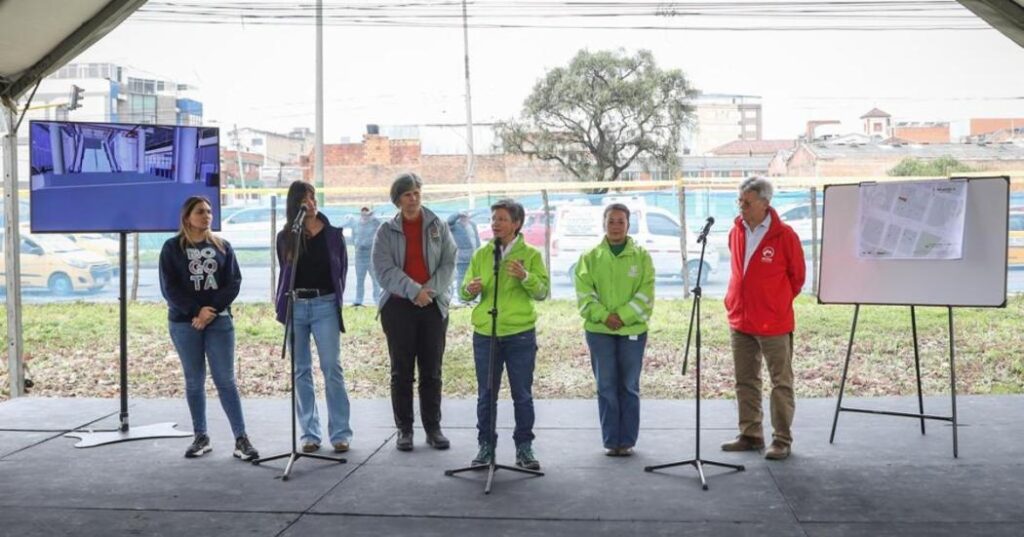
761, 246, 775, 263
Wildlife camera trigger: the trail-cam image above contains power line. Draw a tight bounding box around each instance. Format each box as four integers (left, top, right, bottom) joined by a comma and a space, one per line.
132, 0, 990, 31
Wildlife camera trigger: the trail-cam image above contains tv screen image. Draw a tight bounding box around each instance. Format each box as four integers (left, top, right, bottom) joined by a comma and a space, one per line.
29, 120, 221, 233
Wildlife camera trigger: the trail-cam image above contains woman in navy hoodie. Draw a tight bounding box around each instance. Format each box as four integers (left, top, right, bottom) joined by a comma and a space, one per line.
159, 196, 259, 461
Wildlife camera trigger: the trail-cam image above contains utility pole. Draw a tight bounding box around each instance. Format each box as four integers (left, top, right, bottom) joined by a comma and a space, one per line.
2, 104, 26, 397
315, 0, 325, 205
462, 0, 476, 209
234, 123, 247, 205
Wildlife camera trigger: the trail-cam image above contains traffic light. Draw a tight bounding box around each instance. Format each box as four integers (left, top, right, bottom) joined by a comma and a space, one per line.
69, 85, 85, 110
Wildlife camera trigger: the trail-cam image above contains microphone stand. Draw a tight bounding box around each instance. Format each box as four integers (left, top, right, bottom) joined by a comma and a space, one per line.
253, 208, 346, 480
645, 220, 744, 490
445, 238, 544, 494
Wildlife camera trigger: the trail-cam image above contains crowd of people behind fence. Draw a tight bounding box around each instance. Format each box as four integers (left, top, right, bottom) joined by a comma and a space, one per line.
159, 173, 805, 467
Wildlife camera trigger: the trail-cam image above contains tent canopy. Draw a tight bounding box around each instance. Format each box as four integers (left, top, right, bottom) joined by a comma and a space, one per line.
0, 0, 146, 103
1, 0, 1022, 103
958, 0, 1024, 49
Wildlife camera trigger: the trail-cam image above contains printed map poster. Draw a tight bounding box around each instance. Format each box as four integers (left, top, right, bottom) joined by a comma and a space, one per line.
857, 180, 967, 260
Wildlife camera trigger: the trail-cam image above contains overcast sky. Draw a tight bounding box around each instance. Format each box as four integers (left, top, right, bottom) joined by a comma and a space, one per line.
74, 1, 1024, 142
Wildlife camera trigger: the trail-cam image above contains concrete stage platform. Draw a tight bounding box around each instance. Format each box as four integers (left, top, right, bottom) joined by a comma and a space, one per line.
0, 395, 1020, 536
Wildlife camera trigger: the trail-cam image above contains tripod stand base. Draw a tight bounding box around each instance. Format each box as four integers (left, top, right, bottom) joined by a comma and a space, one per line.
645, 458, 745, 491
445, 461, 544, 494
65, 422, 192, 448
252, 450, 346, 481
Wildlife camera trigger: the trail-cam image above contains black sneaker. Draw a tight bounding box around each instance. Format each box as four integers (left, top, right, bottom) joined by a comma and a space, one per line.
233, 435, 259, 461
472, 443, 494, 465
396, 430, 414, 451
184, 433, 211, 458
515, 444, 540, 470
425, 429, 450, 450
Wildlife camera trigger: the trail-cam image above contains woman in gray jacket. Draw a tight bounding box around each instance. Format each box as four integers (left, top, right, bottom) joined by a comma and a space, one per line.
372, 172, 457, 452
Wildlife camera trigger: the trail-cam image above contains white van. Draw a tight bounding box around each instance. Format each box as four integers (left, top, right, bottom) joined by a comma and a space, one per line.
549, 202, 719, 284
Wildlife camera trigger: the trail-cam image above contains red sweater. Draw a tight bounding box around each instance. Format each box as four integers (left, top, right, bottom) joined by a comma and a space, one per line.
724, 207, 806, 336
402, 214, 430, 285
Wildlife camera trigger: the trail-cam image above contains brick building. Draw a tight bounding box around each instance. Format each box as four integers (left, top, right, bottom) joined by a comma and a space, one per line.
860, 108, 892, 139
305, 131, 571, 194
970, 118, 1024, 137
892, 122, 950, 144
786, 141, 1024, 177
221, 149, 265, 185
707, 139, 797, 157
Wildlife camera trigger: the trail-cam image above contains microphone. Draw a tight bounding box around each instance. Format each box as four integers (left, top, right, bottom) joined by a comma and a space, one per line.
697, 216, 714, 244
291, 204, 308, 234
493, 237, 502, 271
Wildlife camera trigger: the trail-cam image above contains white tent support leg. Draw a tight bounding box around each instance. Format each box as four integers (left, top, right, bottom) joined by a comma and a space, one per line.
2, 104, 25, 398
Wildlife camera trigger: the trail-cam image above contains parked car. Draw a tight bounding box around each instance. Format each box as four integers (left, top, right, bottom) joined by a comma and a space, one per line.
1010, 206, 1024, 267
68, 233, 120, 260
479, 210, 554, 248
0, 228, 113, 295
217, 206, 286, 250
776, 202, 824, 245
548, 202, 719, 285
219, 205, 359, 249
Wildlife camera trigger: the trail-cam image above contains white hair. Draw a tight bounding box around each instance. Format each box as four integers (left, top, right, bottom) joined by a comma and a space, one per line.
739, 176, 774, 204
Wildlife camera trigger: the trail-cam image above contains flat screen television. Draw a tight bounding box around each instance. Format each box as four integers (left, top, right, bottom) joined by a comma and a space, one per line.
29, 120, 221, 233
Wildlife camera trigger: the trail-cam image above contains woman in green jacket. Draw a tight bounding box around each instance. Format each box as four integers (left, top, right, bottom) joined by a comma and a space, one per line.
574, 203, 655, 456
460, 199, 549, 470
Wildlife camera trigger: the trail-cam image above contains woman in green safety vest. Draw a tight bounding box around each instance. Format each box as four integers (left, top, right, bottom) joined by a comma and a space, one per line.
574, 203, 655, 456
460, 198, 549, 471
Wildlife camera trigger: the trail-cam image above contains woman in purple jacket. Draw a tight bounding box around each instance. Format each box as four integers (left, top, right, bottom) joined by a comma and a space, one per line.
274, 181, 352, 453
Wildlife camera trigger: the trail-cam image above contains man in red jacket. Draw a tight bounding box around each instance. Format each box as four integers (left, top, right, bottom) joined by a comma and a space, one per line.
722, 177, 805, 460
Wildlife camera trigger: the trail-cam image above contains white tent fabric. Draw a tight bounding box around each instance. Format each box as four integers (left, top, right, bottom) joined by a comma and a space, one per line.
1, 0, 146, 398
0, 0, 1022, 398
0, 0, 145, 102
959, 0, 1024, 49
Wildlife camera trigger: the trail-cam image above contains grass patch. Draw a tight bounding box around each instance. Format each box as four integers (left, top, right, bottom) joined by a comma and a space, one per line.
2, 296, 1023, 401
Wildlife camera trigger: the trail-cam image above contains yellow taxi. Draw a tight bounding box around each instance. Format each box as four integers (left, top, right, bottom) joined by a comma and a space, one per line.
0, 229, 113, 295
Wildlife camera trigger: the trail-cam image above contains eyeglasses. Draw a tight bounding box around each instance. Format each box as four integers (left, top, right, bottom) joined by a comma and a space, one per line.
736, 198, 765, 208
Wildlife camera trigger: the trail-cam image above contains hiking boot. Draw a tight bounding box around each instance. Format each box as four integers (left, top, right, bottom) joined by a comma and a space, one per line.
765, 441, 791, 461
720, 434, 765, 452
302, 440, 320, 453
184, 433, 211, 458
425, 429, 450, 450
472, 443, 494, 465
233, 435, 259, 461
332, 440, 350, 453
396, 431, 414, 451
515, 444, 541, 470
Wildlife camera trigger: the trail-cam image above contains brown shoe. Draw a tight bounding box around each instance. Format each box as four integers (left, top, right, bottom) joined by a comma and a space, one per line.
720, 435, 765, 452
332, 441, 350, 453
301, 441, 320, 453
764, 441, 791, 460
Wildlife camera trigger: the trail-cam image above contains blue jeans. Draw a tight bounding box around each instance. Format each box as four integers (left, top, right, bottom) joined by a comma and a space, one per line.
169, 316, 247, 439
585, 331, 647, 449
473, 329, 537, 447
291, 294, 352, 444
354, 250, 379, 305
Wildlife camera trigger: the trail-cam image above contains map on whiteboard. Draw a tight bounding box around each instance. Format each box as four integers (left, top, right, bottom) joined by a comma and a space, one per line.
857, 180, 967, 259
